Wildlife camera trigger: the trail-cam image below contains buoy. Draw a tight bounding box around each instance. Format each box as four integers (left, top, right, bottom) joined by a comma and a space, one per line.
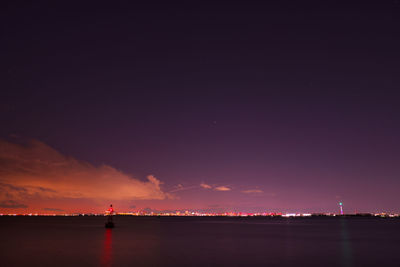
105, 204, 115, 228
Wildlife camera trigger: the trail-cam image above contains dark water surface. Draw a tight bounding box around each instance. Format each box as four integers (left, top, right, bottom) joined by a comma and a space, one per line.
0, 216, 399, 266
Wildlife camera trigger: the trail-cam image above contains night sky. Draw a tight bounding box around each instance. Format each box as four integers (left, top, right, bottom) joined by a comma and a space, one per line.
1, 1, 400, 214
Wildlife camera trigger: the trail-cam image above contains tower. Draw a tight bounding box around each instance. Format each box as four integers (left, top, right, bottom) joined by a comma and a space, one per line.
339, 202, 344, 215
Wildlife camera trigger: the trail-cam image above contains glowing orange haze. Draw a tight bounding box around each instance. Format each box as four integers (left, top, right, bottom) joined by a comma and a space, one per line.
0, 139, 173, 214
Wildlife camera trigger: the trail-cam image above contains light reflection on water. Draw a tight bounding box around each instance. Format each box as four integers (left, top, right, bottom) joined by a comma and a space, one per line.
340, 218, 353, 267
101, 228, 112, 267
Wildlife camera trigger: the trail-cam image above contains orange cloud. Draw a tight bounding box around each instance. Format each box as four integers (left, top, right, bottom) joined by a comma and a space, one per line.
200, 183, 212, 189
214, 186, 231, 191
0, 139, 170, 212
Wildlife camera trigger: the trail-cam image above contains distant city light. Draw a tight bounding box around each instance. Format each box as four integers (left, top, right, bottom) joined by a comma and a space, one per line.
0, 212, 399, 218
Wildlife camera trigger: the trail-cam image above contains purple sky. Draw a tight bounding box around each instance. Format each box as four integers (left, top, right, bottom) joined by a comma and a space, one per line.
1, 1, 400, 213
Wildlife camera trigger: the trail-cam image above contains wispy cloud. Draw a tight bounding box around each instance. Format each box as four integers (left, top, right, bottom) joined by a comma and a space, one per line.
201, 183, 231, 192
0, 139, 171, 209
169, 184, 199, 193
43, 208, 65, 212
242, 189, 263, 194
214, 186, 231, 191
0, 200, 27, 209
200, 183, 212, 189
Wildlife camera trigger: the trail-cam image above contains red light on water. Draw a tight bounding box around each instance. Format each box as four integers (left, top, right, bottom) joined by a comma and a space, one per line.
101, 228, 113, 267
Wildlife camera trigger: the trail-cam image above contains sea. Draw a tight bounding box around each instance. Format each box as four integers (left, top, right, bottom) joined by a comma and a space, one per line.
0, 216, 399, 267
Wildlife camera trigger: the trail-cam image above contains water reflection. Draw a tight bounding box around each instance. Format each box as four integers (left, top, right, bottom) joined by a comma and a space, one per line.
101, 228, 113, 267
284, 219, 294, 263
340, 218, 353, 267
